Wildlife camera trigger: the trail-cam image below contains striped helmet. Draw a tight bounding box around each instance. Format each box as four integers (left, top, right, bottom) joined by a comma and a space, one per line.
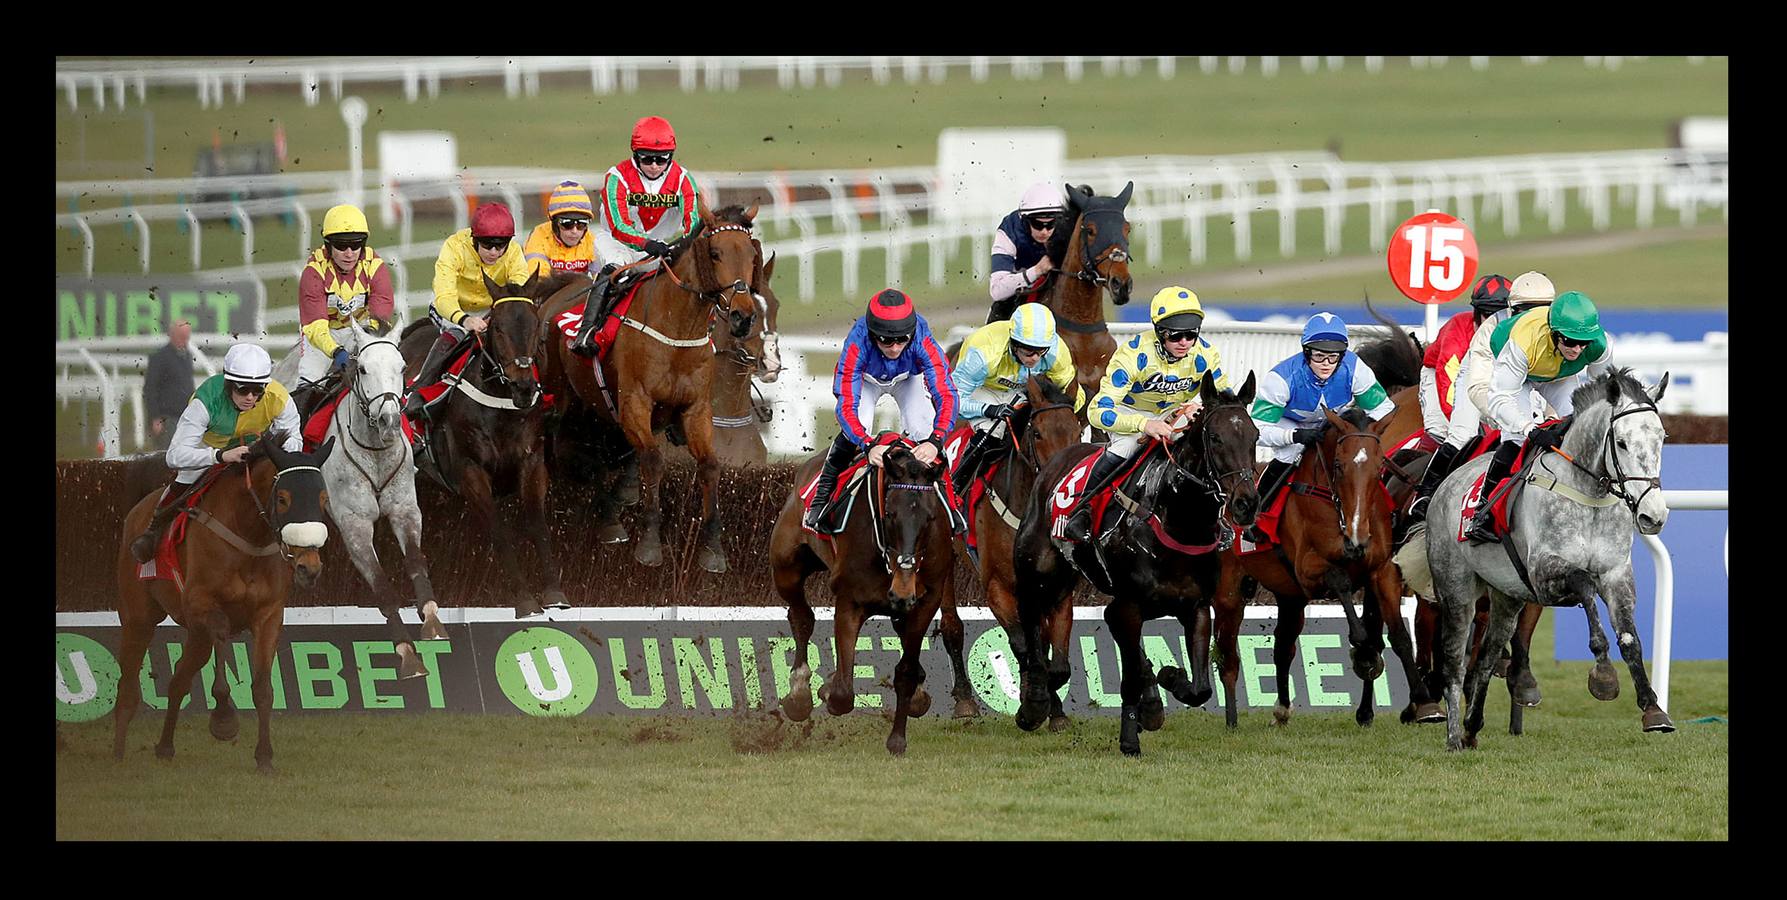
1009, 304, 1057, 351
1469, 273, 1513, 315
546, 181, 593, 221
865, 289, 917, 339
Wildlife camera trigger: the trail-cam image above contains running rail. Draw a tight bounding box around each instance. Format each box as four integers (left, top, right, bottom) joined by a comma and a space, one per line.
1648, 489, 1729, 712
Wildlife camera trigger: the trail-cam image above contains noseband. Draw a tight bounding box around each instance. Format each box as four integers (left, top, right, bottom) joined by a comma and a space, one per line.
867, 460, 949, 576
1547, 400, 1664, 517
1065, 210, 1132, 292
662, 223, 758, 324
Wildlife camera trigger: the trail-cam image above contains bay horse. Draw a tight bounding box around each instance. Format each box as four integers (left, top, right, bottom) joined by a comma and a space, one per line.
1035, 183, 1135, 419
942, 375, 1083, 723
769, 440, 956, 756
1413, 369, 1673, 750
1217, 406, 1438, 730
399, 269, 568, 616
1011, 373, 1261, 755
319, 317, 441, 678
113, 433, 336, 774
666, 243, 783, 467
539, 201, 759, 573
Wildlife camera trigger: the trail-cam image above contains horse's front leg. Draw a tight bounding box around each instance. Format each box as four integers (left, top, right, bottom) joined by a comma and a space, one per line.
619, 391, 666, 567
1271, 593, 1308, 726
339, 498, 423, 677
1372, 564, 1436, 725
250, 611, 281, 775
520, 443, 568, 609
679, 399, 728, 573
1105, 600, 1150, 756
1569, 570, 1621, 701
1600, 568, 1676, 733
822, 600, 866, 717
461, 466, 542, 618
386, 480, 443, 642
155, 617, 214, 760
887, 604, 937, 756
1214, 557, 1248, 728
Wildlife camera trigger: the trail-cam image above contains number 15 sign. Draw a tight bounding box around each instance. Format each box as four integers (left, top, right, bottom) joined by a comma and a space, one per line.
1387, 211, 1479, 304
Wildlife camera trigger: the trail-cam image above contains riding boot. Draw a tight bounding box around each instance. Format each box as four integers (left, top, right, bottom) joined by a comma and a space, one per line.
569, 269, 618, 358
1466, 441, 1524, 544
1408, 442, 1462, 521
986, 295, 1019, 325
1243, 459, 1297, 544
1061, 450, 1126, 543
129, 483, 187, 564
950, 425, 1002, 497
403, 331, 462, 419
804, 434, 860, 531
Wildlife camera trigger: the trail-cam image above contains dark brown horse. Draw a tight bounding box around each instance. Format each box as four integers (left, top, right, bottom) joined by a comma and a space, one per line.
769, 441, 956, 755
1217, 407, 1437, 729
1036, 183, 1135, 419
944, 375, 1083, 723
399, 269, 568, 616
538, 201, 759, 573
113, 434, 335, 773
1011, 373, 1261, 754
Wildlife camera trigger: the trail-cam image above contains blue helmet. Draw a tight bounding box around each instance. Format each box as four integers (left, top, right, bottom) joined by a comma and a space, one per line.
1301, 312, 1349, 353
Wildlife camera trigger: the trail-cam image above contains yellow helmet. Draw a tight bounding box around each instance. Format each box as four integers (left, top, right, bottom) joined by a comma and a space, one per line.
321, 205, 370, 239
1149, 286, 1205, 332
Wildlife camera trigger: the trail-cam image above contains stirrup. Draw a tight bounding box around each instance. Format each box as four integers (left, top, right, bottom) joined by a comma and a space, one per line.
1465, 513, 1500, 544
1062, 508, 1093, 543
1407, 495, 1432, 521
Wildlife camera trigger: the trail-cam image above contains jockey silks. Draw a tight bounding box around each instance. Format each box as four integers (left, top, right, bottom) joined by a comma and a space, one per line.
523, 220, 595, 275
598, 159, 701, 251
832, 315, 957, 446
951, 320, 1081, 420
190, 375, 295, 450
1490, 306, 1610, 382
431, 229, 536, 326
299, 248, 394, 356
1423, 310, 1477, 418
1092, 332, 1231, 434
989, 210, 1055, 302
1252, 352, 1393, 448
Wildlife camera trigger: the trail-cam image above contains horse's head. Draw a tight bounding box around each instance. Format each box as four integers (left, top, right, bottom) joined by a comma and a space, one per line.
1015, 375, 1082, 470
480, 270, 547, 410
670, 199, 759, 340
1062, 181, 1134, 305
749, 241, 783, 382
1188, 371, 1261, 527
876, 443, 950, 614
262, 434, 335, 588
1572, 368, 1670, 534
344, 317, 405, 443
1320, 407, 1389, 561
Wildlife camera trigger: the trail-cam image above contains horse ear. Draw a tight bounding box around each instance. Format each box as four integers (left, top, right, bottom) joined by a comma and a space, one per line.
1606, 375, 1623, 406
312, 435, 337, 465
481, 271, 504, 300
1063, 184, 1082, 211
522, 266, 542, 298
1199, 370, 1218, 407
1237, 371, 1257, 407
1650, 371, 1670, 404
1116, 181, 1134, 207
744, 202, 760, 223
697, 192, 715, 227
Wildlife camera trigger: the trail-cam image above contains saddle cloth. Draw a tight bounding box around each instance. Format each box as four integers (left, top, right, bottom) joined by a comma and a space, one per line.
942, 425, 1005, 551
1045, 445, 1156, 543
1239, 475, 1398, 555
554, 280, 645, 364
798, 459, 875, 539
135, 468, 229, 591
304, 381, 417, 453
1454, 418, 1567, 543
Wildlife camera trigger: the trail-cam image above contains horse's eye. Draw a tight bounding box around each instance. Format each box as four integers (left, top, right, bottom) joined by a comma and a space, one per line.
275, 489, 291, 513
710, 248, 722, 261
1617, 439, 1627, 450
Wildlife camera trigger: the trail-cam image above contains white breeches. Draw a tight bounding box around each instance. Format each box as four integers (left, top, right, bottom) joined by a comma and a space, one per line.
1440, 392, 1483, 450
428, 308, 487, 341
298, 325, 356, 384
593, 232, 668, 275
855, 375, 937, 442
1491, 377, 1579, 443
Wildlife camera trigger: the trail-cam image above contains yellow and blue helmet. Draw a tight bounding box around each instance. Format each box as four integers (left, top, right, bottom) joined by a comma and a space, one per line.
1150, 286, 1205, 333
1009, 304, 1057, 352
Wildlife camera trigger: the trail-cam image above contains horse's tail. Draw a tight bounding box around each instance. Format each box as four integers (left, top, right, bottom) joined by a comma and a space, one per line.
1358, 290, 1424, 392
1393, 521, 1436, 599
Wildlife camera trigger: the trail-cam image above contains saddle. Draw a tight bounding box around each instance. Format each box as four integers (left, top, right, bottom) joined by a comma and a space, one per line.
943, 425, 1013, 550
1454, 417, 1570, 543
554, 276, 650, 365
799, 439, 966, 538
1045, 444, 1157, 544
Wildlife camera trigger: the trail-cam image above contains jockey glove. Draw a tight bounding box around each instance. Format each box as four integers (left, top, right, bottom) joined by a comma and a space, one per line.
330, 348, 350, 374
642, 239, 672, 258
1293, 426, 1325, 447
982, 404, 1010, 421
1525, 427, 1561, 451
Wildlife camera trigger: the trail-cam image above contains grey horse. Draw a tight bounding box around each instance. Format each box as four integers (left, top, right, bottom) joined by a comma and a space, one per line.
319, 318, 444, 677
1411, 368, 1672, 751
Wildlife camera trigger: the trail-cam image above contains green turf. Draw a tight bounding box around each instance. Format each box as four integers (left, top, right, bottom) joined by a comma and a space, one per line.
55, 613, 1728, 840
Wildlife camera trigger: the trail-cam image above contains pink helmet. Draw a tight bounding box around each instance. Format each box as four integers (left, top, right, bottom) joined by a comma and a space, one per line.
470, 203, 515, 239
631, 116, 677, 152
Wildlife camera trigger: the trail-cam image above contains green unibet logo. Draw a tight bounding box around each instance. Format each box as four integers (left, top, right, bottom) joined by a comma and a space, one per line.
494, 628, 598, 716
56, 634, 121, 722
966, 627, 1066, 715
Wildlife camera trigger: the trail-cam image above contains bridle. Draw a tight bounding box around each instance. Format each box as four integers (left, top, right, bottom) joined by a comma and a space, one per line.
1063, 209, 1132, 294
1304, 423, 1386, 544
470, 296, 542, 409
240, 458, 325, 566
867, 451, 950, 576
341, 337, 404, 451
1159, 403, 1257, 510
1543, 399, 1664, 518
661, 223, 758, 326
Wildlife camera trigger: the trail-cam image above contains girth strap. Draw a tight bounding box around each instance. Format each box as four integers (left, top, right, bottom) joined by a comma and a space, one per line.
188, 508, 283, 557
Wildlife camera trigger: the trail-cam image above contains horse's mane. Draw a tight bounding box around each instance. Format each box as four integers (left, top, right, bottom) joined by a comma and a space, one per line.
1571, 366, 1650, 414
1032, 373, 1075, 407
668, 204, 755, 289
1337, 406, 1374, 431
1044, 207, 1079, 264
400, 317, 431, 339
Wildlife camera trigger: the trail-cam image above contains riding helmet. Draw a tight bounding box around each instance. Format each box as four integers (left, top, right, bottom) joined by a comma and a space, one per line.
1150, 286, 1205, 333
470, 203, 515, 239
222, 344, 274, 385
865, 289, 917, 339
1009, 303, 1057, 351
1509, 271, 1556, 309
321, 204, 370, 240
1301, 312, 1349, 353
631, 116, 677, 152
1547, 291, 1604, 343
1469, 273, 1513, 315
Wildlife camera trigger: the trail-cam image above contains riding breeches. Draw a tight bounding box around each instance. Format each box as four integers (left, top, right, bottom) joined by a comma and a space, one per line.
298, 324, 357, 384
853, 374, 938, 442
1439, 380, 1484, 450
1489, 376, 1580, 443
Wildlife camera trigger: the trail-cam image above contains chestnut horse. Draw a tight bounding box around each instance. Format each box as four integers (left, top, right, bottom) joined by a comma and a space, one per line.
113, 434, 336, 774
769, 441, 956, 756
1036, 183, 1135, 419
399, 269, 568, 616
539, 201, 759, 573
668, 243, 783, 467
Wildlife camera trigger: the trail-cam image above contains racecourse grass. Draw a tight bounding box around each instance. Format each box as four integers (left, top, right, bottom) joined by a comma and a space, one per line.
56, 621, 1728, 840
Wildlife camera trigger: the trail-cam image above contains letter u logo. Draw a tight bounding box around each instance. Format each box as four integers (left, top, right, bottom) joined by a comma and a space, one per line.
56, 651, 99, 705
516, 647, 574, 702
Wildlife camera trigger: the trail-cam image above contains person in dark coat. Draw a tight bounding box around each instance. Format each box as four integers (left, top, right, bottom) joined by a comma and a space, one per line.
143, 319, 196, 450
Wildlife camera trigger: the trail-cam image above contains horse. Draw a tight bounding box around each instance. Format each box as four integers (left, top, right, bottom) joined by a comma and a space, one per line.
768, 440, 956, 756
662, 243, 783, 468
1413, 369, 1673, 750
1218, 406, 1439, 729
538, 200, 760, 573
399, 268, 569, 616
943, 374, 1084, 723
318, 317, 441, 678
1035, 183, 1135, 420
113, 433, 336, 774
1011, 373, 1261, 755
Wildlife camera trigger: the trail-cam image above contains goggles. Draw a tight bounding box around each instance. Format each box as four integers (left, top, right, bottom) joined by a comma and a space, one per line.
326, 237, 367, 252
1307, 350, 1343, 365
553, 217, 590, 230
872, 333, 912, 347
633, 151, 673, 167
1160, 328, 1200, 344
475, 237, 511, 251
1022, 214, 1059, 231
1009, 341, 1048, 357
1557, 335, 1592, 350
228, 381, 267, 398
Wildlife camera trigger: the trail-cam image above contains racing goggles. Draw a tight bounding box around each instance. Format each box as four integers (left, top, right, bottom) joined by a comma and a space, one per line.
1306, 349, 1343, 365
872, 332, 913, 347
1557, 335, 1592, 350
633, 151, 673, 167
1009, 340, 1048, 358
1159, 328, 1200, 344
553, 217, 590, 231
1021, 214, 1059, 232
326, 237, 367, 252
475, 237, 512, 251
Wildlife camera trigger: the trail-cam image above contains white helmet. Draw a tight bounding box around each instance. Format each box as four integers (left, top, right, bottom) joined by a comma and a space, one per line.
222, 343, 273, 385
1017, 182, 1066, 216
1509, 271, 1556, 309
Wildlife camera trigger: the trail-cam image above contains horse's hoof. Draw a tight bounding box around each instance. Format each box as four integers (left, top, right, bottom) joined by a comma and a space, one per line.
635, 542, 664, 568
825, 692, 854, 717
908, 688, 933, 718
420, 618, 448, 641
1642, 707, 1676, 733
1463, 732, 1479, 750
1400, 705, 1417, 724
155, 744, 175, 760
256, 760, 277, 776
696, 547, 729, 574
1414, 702, 1446, 724
1493, 657, 1511, 679
1515, 670, 1542, 707
779, 693, 813, 723
1139, 695, 1165, 732
541, 589, 571, 610
1120, 706, 1142, 756
1356, 707, 1375, 727
514, 595, 546, 619
597, 523, 630, 544
1353, 649, 1385, 682
886, 733, 907, 757
1272, 705, 1291, 726
1588, 664, 1621, 701
397, 645, 430, 681
615, 479, 641, 506
952, 697, 981, 720
209, 711, 239, 742
1048, 715, 1070, 733
1014, 705, 1045, 732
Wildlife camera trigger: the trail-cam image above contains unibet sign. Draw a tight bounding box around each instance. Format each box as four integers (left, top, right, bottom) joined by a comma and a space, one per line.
56, 633, 121, 722
494, 628, 600, 716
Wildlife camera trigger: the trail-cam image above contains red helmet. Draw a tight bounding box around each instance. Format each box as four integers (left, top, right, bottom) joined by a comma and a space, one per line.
865, 289, 917, 339
470, 203, 515, 239
631, 116, 677, 152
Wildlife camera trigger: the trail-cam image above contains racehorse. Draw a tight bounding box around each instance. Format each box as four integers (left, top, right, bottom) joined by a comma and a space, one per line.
1415, 369, 1673, 750
668, 243, 783, 468
769, 440, 956, 756
1011, 373, 1261, 755
1036, 183, 1135, 419
113, 433, 335, 774
399, 269, 568, 616
320, 317, 441, 677
539, 201, 759, 573
1218, 406, 1438, 729
943, 375, 1084, 723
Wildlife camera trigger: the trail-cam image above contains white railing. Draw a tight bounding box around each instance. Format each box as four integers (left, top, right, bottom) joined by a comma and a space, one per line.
1647, 489, 1729, 712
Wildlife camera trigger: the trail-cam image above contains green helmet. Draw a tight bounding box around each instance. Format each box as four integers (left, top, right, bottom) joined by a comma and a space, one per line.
1548, 291, 1603, 342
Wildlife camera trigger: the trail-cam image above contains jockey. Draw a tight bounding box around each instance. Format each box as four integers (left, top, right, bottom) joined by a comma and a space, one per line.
1059, 286, 1231, 543
1465, 290, 1615, 543
403, 203, 535, 418
1405, 273, 1511, 519
804, 289, 958, 530
128, 343, 303, 563
948, 303, 1084, 495
1462, 270, 1556, 424
292, 205, 394, 416
569, 115, 703, 357
1245, 311, 1396, 542
523, 181, 597, 276
986, 182, 1067, 324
